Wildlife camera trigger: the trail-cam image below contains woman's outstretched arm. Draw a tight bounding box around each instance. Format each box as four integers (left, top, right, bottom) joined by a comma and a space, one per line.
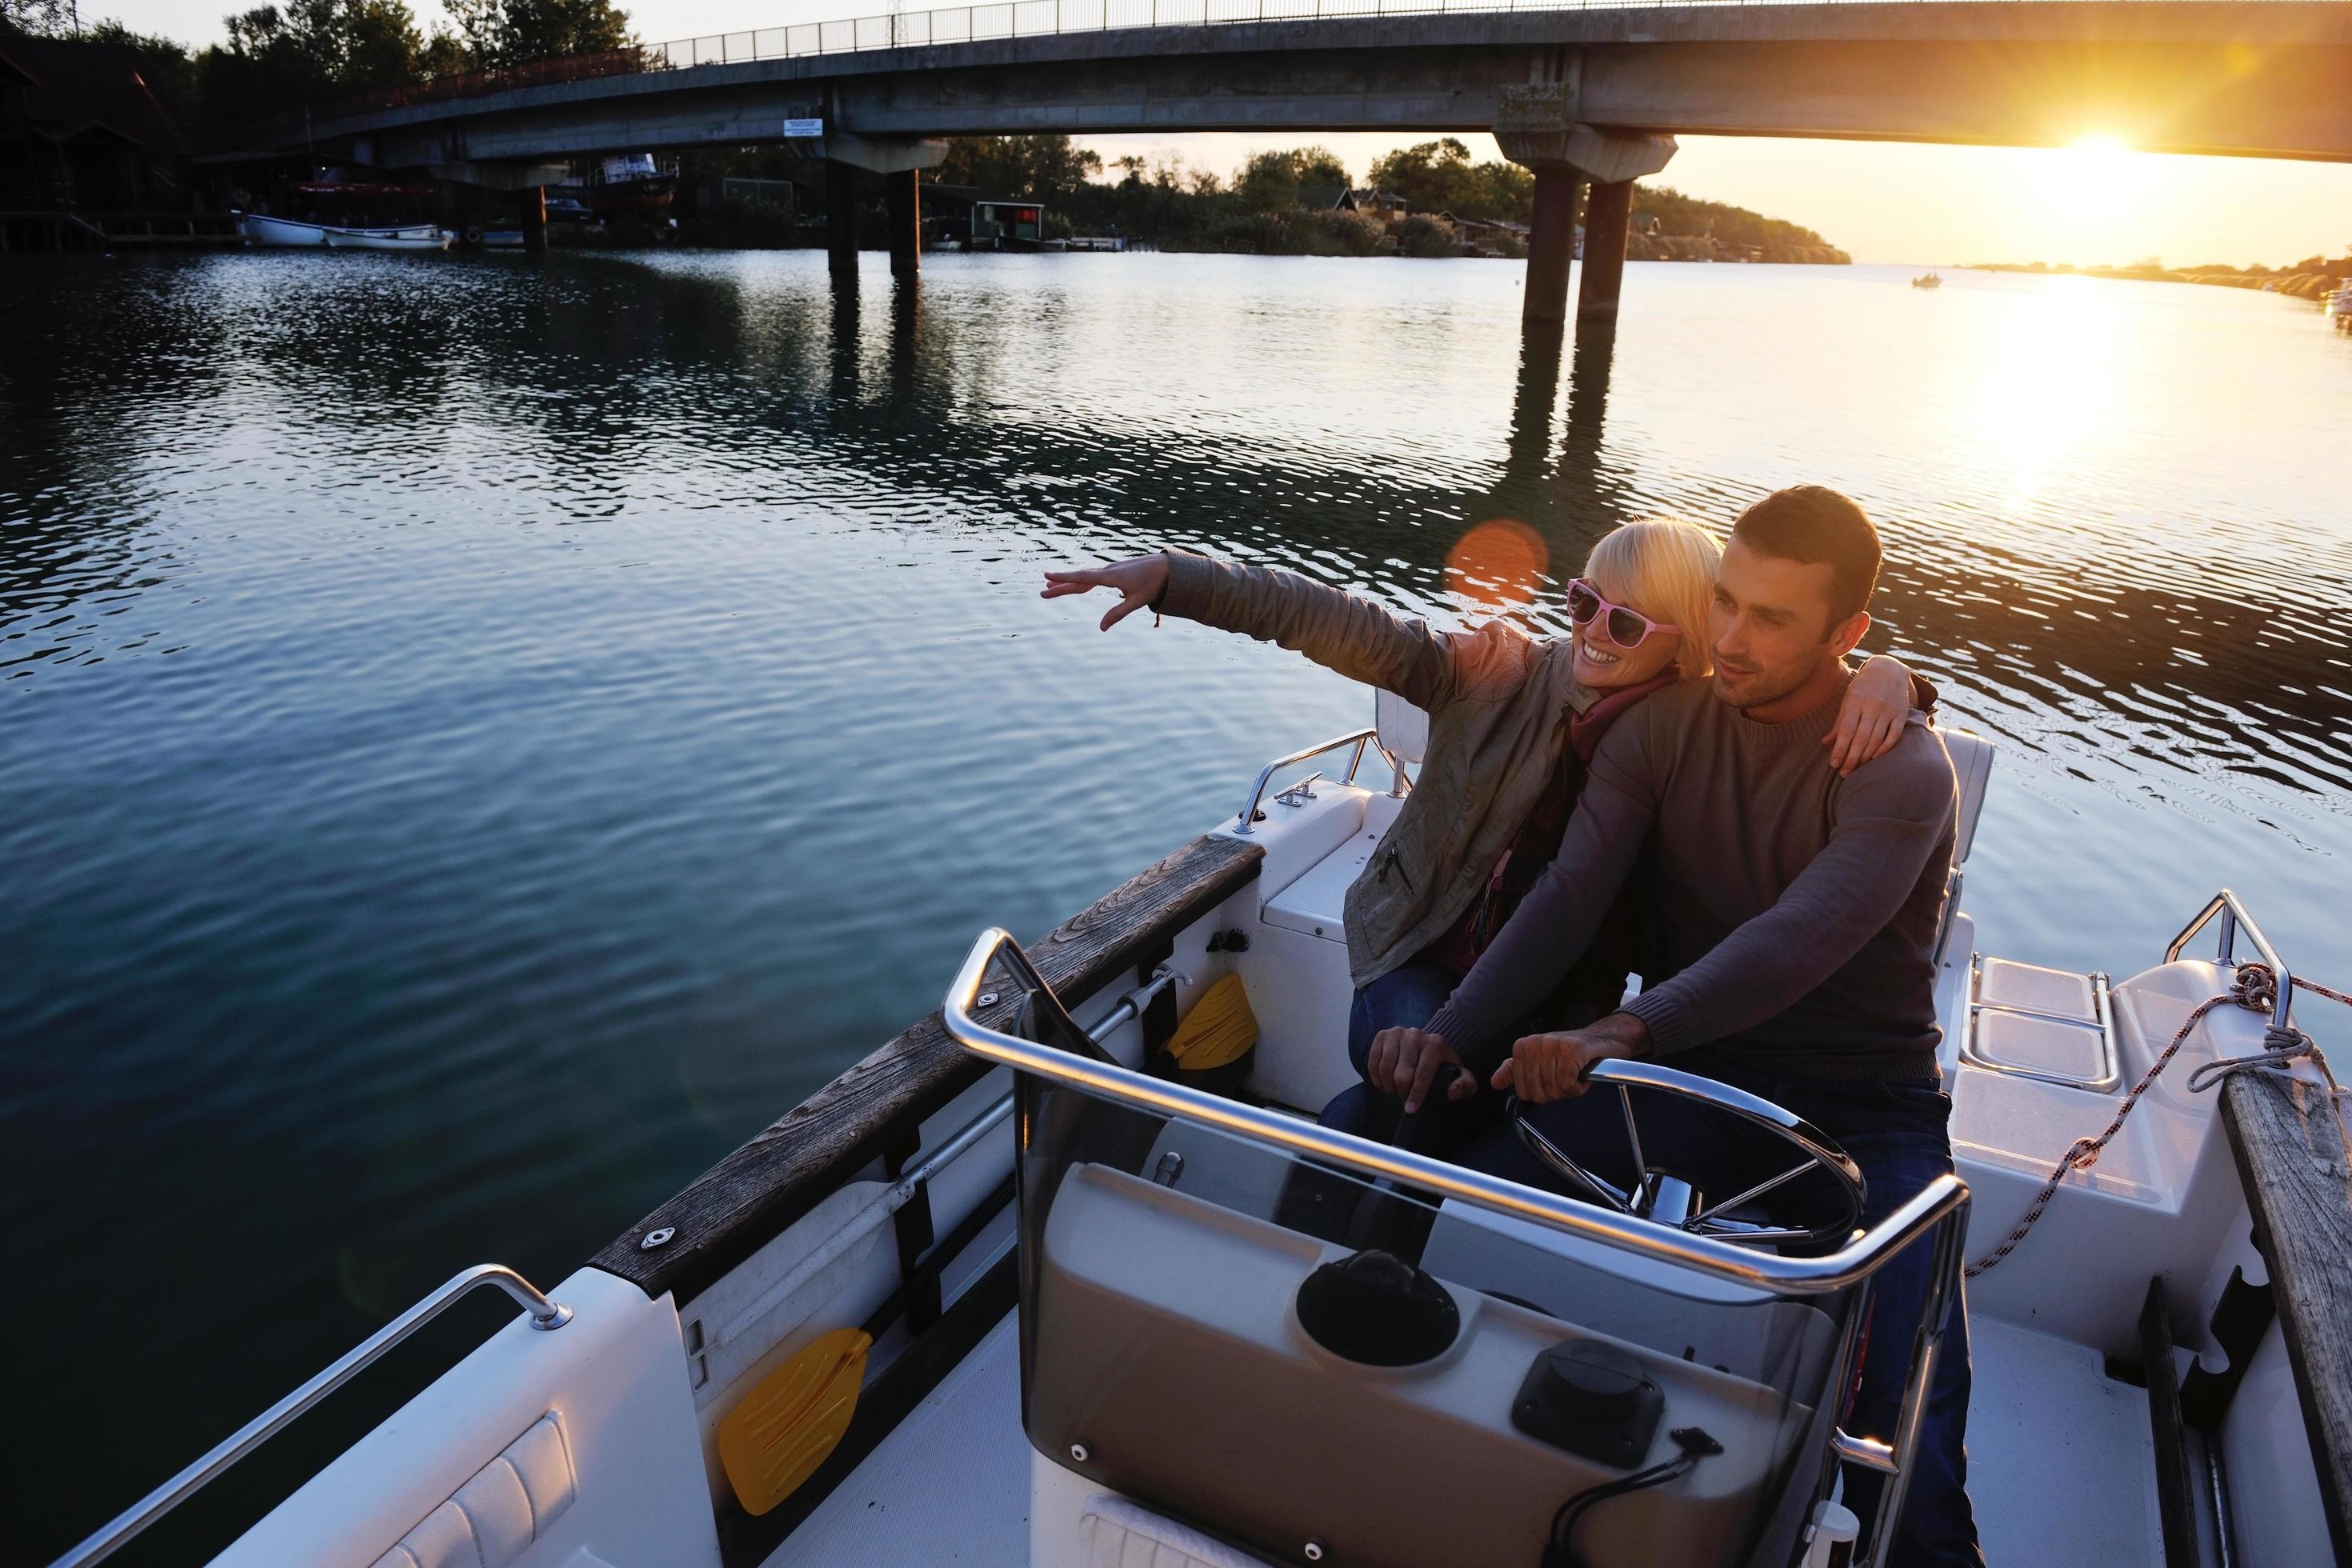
1043, 550, 1529, 713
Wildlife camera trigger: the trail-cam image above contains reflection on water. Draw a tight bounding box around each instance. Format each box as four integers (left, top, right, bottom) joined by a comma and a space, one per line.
2, 250, 2348, 1561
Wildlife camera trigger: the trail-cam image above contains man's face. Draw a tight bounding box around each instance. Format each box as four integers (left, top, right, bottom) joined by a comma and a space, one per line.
1709, 539, 1866, 710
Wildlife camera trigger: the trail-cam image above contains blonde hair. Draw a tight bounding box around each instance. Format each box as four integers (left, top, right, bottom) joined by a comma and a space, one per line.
1582, 518, 1722, 681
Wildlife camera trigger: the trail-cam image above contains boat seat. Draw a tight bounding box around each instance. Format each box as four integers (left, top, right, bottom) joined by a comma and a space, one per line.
1080, 1493, 1275, 1568
1260, 792, 1405, 942
1945, 726, 1992, 865
1374, 687, 1428, 770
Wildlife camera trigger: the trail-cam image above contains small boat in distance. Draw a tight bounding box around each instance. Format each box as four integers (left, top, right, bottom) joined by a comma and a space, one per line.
1912, 272, 1942, 289
2326, 277, 2352, 331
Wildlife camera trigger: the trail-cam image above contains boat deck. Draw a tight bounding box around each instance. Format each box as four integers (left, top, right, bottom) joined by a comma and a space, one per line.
763, 1313, 1029, 1568
764, 1302, 2158, 1567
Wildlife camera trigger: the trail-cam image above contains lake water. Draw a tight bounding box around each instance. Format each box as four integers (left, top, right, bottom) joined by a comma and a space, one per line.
5, 250, 2348, 1562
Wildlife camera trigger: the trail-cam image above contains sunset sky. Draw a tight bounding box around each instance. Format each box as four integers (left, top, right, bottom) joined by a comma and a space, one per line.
91, 0, 2352, 267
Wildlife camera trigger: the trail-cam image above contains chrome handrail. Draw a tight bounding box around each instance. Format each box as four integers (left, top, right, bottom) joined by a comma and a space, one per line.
942, 928, 1968, 1295
54, 1265, 571, 1568
2165, 887, 2294, 1031
1231, 726, 1376, 835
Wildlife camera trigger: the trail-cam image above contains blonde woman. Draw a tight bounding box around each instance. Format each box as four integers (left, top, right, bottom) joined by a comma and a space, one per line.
1042, 519, 1920, 1146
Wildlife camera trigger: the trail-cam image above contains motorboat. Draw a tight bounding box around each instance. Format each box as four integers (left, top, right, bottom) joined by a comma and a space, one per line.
235, 182, 451, 250
2326, 278, 2352, 331
561, 153, 678, 222
1911, 274, 1942, 290
50, 690, 2352, 1568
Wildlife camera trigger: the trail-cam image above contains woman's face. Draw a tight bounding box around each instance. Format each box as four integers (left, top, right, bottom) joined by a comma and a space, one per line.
1570, 579, 1686, 689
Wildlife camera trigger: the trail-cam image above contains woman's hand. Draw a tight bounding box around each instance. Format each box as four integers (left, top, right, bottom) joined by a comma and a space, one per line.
1041, 554, 1170, 631
1825, 654, 1914, 776
1366, 1027, 1478, 1114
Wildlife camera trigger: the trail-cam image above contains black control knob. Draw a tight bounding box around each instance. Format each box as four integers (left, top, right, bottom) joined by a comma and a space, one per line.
1538, 1342, 1647, 1424
1513, 1338, 1665, 1467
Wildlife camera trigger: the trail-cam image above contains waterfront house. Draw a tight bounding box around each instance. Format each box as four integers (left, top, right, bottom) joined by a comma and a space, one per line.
922, 182, 1046, 250
0, 32, 221, 250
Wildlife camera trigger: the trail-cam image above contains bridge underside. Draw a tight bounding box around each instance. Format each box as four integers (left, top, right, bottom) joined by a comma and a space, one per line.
308, 6, 2352, 170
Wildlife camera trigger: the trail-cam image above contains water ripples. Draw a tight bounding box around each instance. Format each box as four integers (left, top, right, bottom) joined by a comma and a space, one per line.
2, 246, 2348, 1563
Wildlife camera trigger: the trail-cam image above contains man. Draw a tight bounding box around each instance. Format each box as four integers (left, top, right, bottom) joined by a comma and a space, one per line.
1373, 486, 1979, 1566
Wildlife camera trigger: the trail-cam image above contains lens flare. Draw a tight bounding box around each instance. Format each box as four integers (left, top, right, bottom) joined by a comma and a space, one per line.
1445, 519, 1548, 607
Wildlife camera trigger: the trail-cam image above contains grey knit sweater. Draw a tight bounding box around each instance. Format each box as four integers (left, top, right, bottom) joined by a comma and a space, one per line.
1424, 675, 1958, 1083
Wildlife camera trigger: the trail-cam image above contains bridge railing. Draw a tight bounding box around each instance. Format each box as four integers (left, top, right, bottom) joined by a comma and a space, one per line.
639, 0, 1774, 72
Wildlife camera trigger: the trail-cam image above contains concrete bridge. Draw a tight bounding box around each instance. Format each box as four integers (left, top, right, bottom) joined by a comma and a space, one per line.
277, 1, 2352, 325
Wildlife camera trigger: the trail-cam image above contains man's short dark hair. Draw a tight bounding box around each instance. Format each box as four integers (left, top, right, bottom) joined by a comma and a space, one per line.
1731, 486, 1882, 629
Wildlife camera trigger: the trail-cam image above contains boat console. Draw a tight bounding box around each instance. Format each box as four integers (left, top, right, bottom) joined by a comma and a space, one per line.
942, 932, 1970, 1568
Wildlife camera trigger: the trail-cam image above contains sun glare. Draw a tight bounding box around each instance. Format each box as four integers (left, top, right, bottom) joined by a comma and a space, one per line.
2022, 134, 2158, 266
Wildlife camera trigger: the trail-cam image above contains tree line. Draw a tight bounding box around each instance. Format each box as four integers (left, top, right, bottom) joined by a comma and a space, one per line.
2, 0, 628, 141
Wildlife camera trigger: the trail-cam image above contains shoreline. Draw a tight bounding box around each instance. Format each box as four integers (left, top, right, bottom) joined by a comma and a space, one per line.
1964, 260, 2348, 302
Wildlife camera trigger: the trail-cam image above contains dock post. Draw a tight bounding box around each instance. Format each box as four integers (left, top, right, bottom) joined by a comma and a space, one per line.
522, 186, 547, 255
1578, 179, 1634, 322
826, 161, 858, 279
885, 170, 920, 278
1522, 167, 1579, 326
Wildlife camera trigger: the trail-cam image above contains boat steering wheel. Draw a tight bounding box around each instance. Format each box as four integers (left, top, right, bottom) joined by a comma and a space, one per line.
1508, 1058, 1866, 1250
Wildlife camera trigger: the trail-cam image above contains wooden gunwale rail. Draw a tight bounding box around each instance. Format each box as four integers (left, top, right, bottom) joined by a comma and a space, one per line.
590, 831, 1262, 1306
2219, 1068, 2352, 1560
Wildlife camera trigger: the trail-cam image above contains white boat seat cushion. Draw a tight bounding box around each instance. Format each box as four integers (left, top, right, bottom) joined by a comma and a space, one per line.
1374, 687, 1427, 768
369, 1414, 577, 1568
1944, 727, 1992, 864
1081, 1493, 1278, 1568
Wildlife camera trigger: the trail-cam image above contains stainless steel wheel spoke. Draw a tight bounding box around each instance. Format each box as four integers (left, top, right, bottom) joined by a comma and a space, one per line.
1616, 1082, 1646, 1188
1686, 1161, 1816, 1230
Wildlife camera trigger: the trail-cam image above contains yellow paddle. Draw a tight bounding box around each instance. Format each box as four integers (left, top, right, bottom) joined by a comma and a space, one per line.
718, 1326, 873, 1515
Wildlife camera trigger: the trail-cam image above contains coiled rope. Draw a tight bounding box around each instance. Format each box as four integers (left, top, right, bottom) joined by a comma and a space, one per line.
1965, 962, 2350, 1279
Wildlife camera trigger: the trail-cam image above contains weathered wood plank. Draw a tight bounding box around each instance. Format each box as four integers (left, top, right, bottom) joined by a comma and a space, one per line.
590, 833, 1263, 1305
2220, 1069, 2352, 1562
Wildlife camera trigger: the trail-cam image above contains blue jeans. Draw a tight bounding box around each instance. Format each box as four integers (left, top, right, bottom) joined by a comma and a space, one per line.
1456, 1049, 1983, 1568
1318, 956, 1504, 1156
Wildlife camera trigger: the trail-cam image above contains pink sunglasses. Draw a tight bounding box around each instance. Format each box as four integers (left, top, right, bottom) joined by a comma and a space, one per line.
1566, 578, 1680, 650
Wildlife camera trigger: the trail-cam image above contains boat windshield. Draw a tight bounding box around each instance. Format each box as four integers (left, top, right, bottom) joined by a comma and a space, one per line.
994, 982, 1858, 1568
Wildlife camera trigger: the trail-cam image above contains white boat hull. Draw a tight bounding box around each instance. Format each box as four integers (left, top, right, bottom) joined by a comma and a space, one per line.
235, 212, 451, 251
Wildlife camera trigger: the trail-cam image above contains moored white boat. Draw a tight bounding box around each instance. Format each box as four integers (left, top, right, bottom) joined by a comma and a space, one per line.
236, 211, 451, 251
321, 226, 454, 251
49, 692, 2352, 1568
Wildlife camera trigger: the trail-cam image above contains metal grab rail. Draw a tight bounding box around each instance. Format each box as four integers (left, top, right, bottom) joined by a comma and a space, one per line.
942, 926, 1970, 1566
1232, 726, 1377, 835
2165, 886, 2294, 1032
54, 1266, 572, 1568
942, 927, 1967, 1294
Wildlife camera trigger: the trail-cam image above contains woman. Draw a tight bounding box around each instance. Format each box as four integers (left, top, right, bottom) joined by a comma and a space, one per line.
1042, 520, 1918, 1146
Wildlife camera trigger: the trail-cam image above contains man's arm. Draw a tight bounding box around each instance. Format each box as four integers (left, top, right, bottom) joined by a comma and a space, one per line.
1042, 551, 1530, 713
1618, 740, 1954, 1057
1419, 710, 1662, 1064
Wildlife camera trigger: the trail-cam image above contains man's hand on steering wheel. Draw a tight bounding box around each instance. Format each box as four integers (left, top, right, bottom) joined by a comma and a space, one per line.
1366, 1027, 1479, 1114
1491, 1013, 1651, 1103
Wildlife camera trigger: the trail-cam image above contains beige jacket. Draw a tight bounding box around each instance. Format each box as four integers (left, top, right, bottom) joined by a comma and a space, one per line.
1160, 551, 1601, 990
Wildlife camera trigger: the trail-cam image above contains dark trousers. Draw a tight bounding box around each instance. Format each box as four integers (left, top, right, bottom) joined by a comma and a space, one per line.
1456, 1047, 1982, 1568
1319, 954, 1506, 1156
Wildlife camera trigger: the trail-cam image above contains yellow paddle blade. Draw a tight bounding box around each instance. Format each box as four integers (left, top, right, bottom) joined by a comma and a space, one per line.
717, 1326, 873, 1516
1166, 973, 1258, 1072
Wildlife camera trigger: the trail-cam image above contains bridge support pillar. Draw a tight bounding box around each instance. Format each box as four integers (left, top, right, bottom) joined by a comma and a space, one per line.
522, 186, 547, 256
826, 161, 858, 279
885, 170, 920, 278
1523, 166, 1578, 326
1497, 111, 1675, 328
1578, 179, 1633, 322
